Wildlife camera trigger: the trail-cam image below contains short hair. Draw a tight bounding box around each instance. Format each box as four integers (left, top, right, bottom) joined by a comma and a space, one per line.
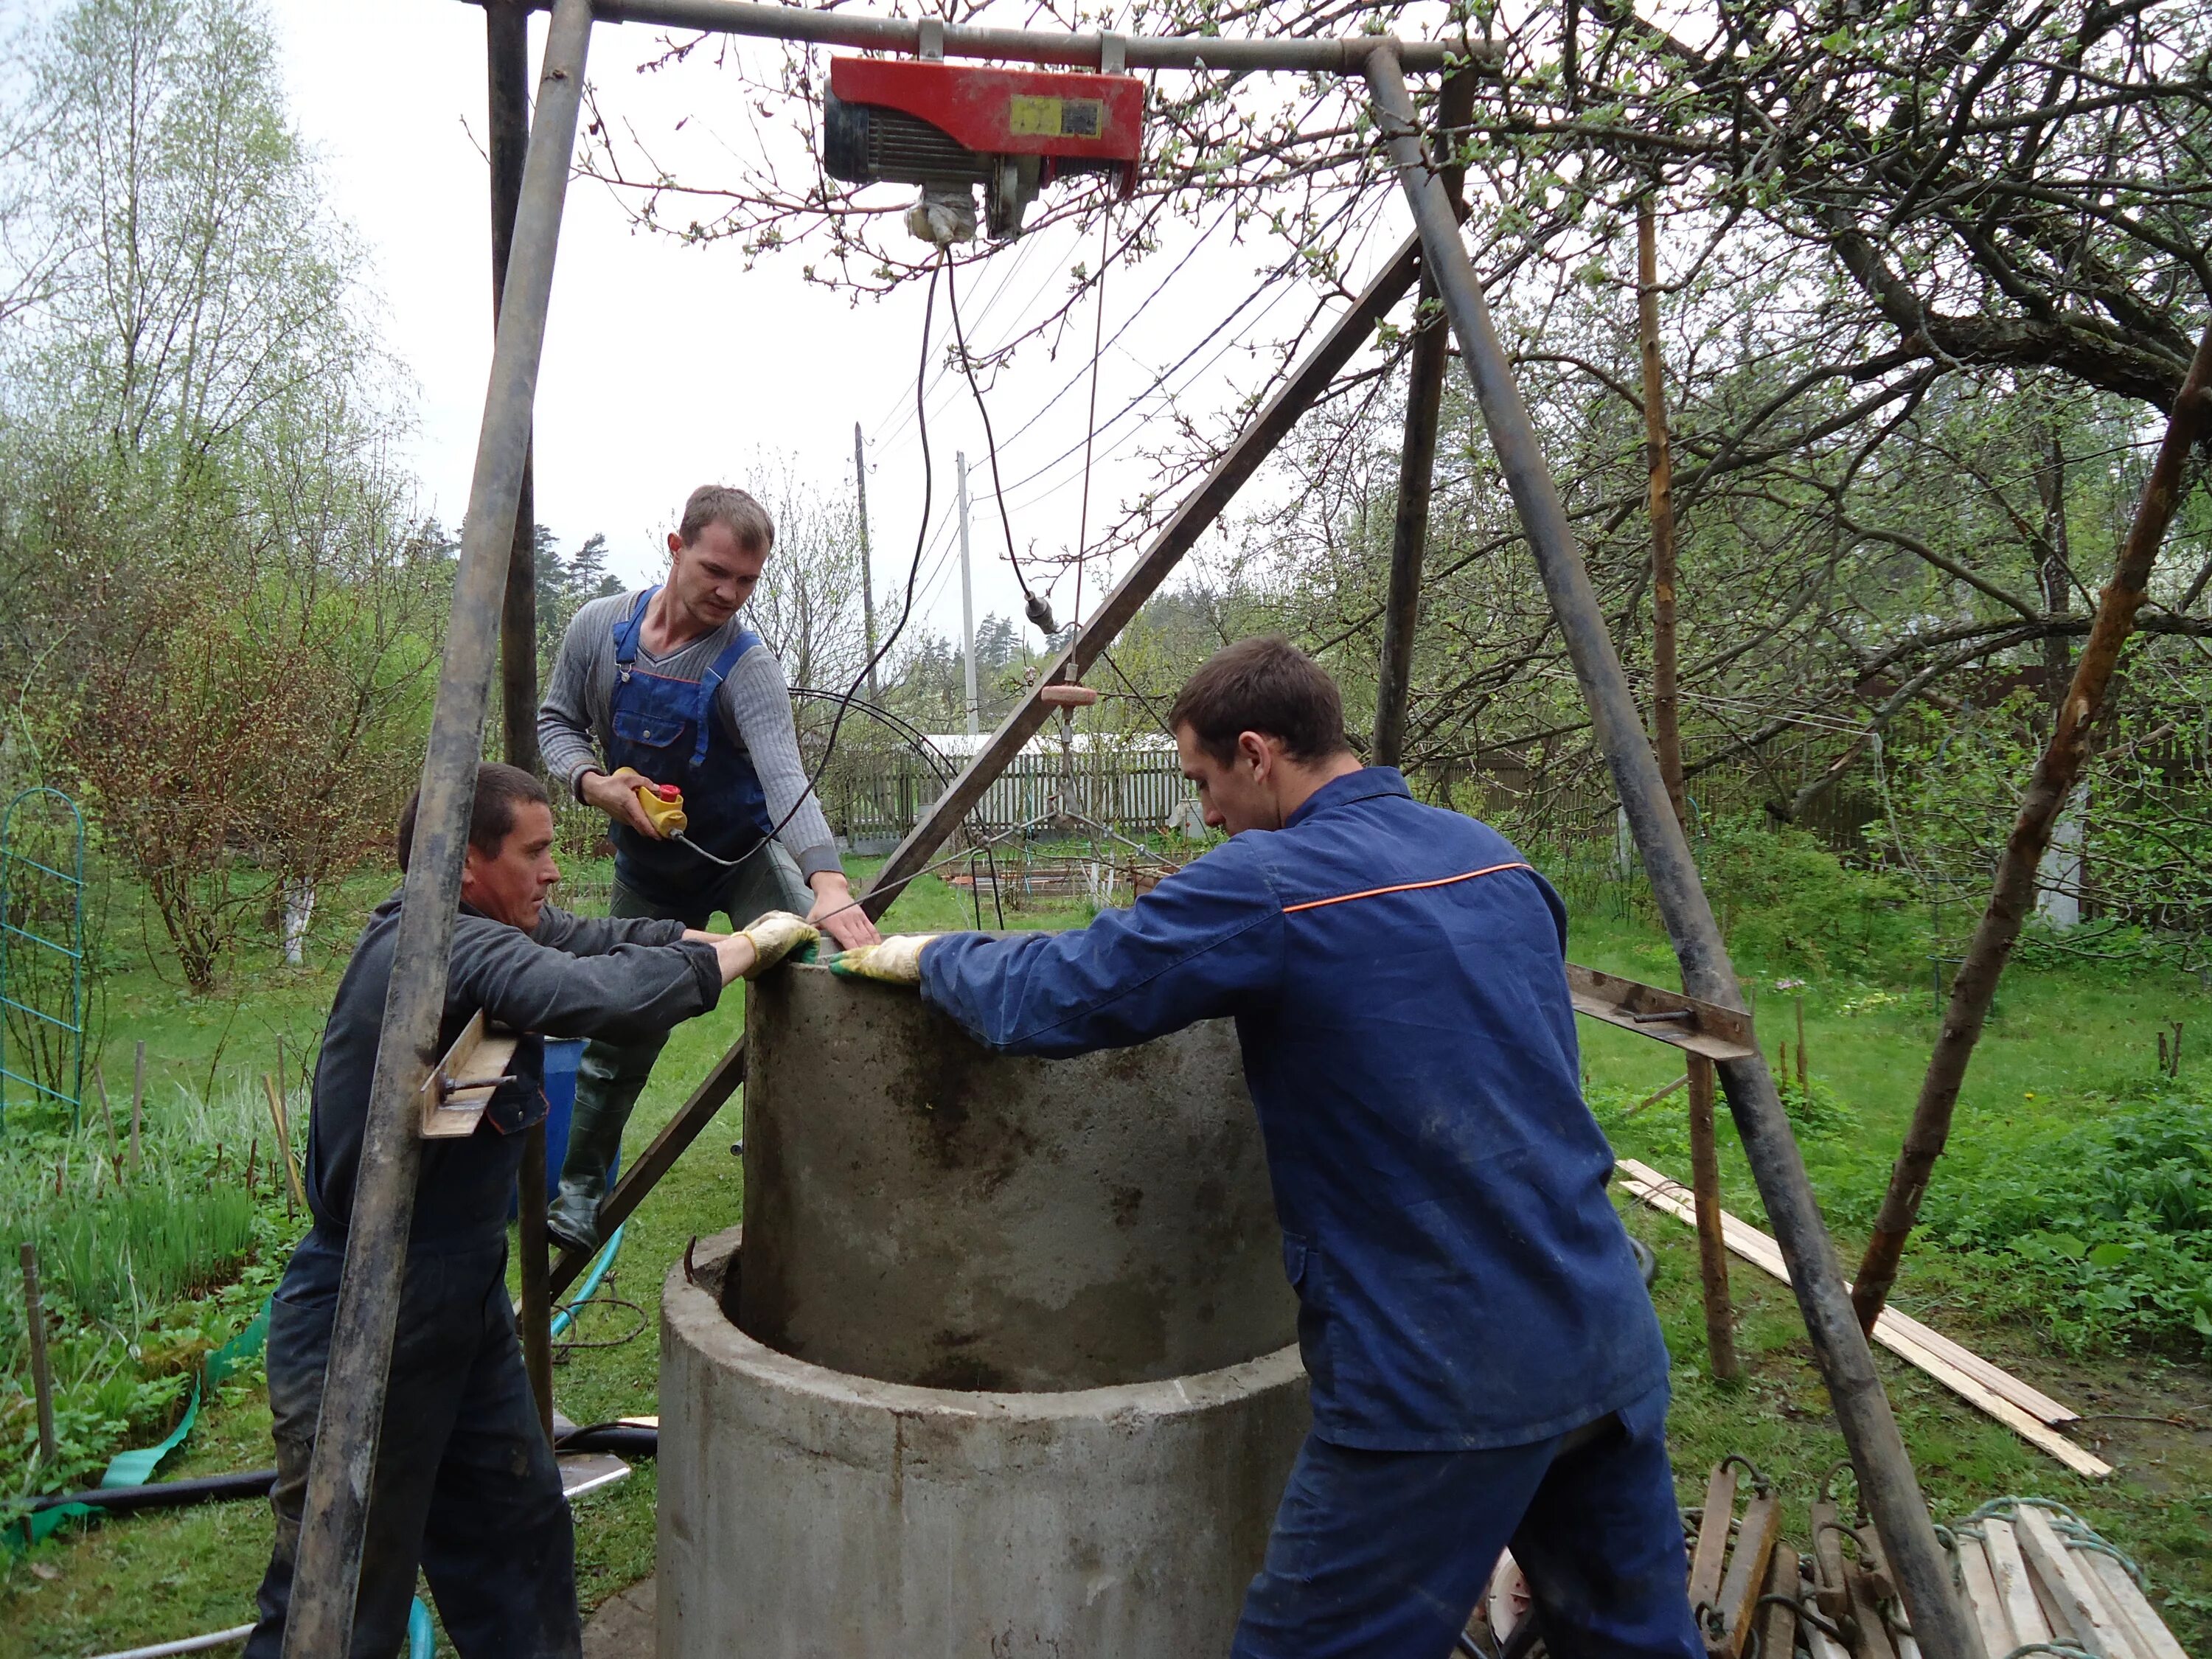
1169, 636, 1352, 767
396, 763, 552, 872
678, 484, 775, 554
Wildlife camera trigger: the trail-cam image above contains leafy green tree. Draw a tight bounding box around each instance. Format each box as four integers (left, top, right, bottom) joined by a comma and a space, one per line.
0, 0, 435, 987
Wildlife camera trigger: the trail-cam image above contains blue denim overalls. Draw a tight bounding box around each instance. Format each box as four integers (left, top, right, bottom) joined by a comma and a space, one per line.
607, 587, 777, 905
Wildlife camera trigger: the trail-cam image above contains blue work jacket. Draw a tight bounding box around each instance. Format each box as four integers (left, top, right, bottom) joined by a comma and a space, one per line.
921, 767, 1669, 1451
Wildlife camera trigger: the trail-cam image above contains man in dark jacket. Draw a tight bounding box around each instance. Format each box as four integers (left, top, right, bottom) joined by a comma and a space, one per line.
246, 763, 813, 1659
832, 641, 1698, 1659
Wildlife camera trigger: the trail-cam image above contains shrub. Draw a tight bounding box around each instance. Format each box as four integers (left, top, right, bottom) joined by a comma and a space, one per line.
1826, 1079, 2212, 1355
1692, 817, 1922, 983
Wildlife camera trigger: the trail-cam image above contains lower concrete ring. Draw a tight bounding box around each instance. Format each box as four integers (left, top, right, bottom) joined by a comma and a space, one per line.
660, 1228, 1311, 1659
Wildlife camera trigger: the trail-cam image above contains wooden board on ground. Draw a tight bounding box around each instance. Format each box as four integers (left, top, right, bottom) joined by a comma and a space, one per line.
1614, 1159, 2110, 1478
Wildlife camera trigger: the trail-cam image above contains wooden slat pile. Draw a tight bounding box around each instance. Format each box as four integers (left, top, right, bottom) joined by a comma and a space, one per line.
1613, 1158, 2110, 1478
1467, 1477, 2190, 1659
1952, 1500, 2188, 1659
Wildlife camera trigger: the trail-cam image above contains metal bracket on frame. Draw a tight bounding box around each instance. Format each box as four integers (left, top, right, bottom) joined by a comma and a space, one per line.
418, 1009, 522, 1139
1565, 964, 1756, 1062
916, 18, 945, 60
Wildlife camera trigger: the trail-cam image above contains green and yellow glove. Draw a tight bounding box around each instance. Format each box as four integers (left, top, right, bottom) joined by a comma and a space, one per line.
827, 933, 939, 987
739, 911, 819, 978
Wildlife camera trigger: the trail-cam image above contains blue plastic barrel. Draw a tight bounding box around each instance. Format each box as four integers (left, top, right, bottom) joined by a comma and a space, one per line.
509, 1037, 590, 1220
541, 1037, 585, 1200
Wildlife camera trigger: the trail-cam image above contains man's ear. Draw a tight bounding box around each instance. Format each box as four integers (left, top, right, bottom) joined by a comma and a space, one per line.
1236, 730, 1273, 777
667, 530, 684, 559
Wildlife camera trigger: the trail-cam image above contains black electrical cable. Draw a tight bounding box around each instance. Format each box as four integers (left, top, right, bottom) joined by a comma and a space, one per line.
945, 254, 1056, 636
686, 254, 950, 879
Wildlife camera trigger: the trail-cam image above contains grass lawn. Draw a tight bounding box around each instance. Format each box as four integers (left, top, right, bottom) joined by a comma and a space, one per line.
2, 849, 2208, 1655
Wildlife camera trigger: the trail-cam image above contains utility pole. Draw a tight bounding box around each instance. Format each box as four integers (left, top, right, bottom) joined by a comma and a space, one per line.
958, 450, 979, 737
1639, 193, 1736, 1385
855, 422, 880, 699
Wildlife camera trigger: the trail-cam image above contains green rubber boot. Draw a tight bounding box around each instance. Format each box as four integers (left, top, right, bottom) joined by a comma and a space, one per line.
547, 1028, 666, 1253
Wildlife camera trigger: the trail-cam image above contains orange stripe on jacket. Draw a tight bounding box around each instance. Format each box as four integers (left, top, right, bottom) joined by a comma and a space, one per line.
1279, 861, 1533, 915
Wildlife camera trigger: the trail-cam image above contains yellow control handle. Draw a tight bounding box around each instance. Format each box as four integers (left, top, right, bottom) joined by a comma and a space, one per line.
635, 783, 688, 837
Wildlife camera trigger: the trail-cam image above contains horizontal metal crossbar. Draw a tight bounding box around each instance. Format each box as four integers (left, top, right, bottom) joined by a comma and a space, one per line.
0, 1065, 77, 1102
488, 0, 1495, 75
2, 919, 83, 959
1, 994, 80, 1032
2, 852, 84, 886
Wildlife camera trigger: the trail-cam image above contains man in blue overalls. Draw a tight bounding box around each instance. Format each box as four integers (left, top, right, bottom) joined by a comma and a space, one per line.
833, 639, 1700, 1659
538, 484, 880, 1252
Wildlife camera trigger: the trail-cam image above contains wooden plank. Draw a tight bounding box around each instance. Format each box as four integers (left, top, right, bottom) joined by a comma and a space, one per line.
1755, 1545, 1801, 1659
2086, 1552, 2189, 1659
1614, 1161, 2109, 1474
1874, 1312, 2079, 1426
1618, 1162, 2074, 1425
1809, 1497, 1851, 1624
1688, 1463, 1739, 1615
2074, 1555, 2147, 1659
1985, 1519, 2054, 1647
1847, 1562, 1899, 1659
1711, 1491, 1781, 1657
1958, 1536, 2014, 1659
2017, 1506, 2132, 1658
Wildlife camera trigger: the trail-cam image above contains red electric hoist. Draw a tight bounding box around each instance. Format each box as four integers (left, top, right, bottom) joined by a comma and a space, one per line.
824, 55, 1143, 240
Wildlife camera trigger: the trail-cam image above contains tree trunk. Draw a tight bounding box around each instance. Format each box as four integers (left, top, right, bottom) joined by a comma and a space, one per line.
1851, 321, 2212, 1332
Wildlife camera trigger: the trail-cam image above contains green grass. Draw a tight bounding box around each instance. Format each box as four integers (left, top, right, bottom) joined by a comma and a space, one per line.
2, 849, 2209, 1654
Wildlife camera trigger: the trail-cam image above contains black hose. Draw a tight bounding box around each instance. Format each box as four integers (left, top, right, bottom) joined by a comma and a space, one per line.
20, 1424, 657, 1519
25, 1469, 276, 1517
556, 1423, 658, 1458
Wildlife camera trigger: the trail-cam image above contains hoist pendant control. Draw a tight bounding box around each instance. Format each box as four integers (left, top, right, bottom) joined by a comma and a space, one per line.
824, 58, 1143, 239
635, 783, 689, 838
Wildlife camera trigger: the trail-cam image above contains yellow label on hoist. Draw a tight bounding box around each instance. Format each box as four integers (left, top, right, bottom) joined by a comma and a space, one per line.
1008, 96, 1105, 139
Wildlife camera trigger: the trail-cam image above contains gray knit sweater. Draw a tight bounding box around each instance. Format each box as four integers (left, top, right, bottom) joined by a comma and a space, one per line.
538, 591, 841, 880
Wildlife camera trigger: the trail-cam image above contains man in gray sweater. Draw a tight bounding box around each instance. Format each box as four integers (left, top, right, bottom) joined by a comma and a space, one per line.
537, 484, 880, 1252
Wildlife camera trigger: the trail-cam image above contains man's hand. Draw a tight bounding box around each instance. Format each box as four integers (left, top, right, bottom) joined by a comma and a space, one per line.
580, 767, 666, 839
705, 911, 819, 985
741, 911, 818, 977
827, 934, 937, 987
807, 871, 882, 950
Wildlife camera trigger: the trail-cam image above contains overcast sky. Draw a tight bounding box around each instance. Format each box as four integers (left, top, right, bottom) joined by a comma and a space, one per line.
264, 0, 1402, 671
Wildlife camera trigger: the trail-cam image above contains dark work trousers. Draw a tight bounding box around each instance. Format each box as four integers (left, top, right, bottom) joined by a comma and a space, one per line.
246, 1227, 580, 1659
547, 844, 809, 1250
1231, 1383, 1699, 1659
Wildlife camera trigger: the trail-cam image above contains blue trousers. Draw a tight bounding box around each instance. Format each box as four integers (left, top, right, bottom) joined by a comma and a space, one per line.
1233, 1384, 1700, 1659
245, 1228, 580, 1659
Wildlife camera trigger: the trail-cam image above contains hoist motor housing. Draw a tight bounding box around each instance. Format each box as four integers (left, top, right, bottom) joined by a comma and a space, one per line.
824, 58, 1142, 239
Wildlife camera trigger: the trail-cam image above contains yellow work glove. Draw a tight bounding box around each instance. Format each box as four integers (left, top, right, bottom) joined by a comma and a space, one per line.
827, 934, 939, 987
739, 911, 818, 979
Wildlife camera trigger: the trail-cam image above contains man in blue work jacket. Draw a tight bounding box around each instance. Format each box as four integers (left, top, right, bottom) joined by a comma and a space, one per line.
832, 638, 1700, 1659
